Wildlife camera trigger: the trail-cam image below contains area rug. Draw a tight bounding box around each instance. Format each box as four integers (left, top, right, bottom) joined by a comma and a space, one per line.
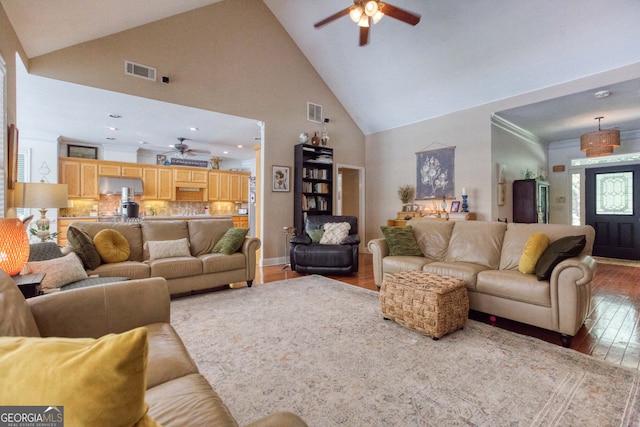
171, 276, 640, 426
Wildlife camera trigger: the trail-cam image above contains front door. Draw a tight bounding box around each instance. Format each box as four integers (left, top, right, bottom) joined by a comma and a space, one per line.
585, 164, 640, 260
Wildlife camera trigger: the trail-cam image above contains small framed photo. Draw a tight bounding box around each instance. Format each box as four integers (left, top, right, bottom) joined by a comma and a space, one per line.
272, 165, 290, 192
68, 144, 98, 159
450, 200, 460, 213
156, 154, 167, 165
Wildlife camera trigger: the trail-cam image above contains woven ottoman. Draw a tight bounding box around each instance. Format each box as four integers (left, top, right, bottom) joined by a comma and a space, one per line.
380, 271, 469, 340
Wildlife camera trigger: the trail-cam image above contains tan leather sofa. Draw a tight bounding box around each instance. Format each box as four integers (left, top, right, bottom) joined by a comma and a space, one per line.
0, 272, 307, 427
68, 219, 260, 296
368, 220, 597, 347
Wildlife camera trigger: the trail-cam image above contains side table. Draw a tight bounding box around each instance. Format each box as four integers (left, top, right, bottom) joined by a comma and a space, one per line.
12, 273, 46, 298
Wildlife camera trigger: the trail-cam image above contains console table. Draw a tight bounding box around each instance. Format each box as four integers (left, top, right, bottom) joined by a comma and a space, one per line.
387, 211, 476, 226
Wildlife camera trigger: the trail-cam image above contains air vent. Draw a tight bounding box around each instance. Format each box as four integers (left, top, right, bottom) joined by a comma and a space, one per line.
307, 102, 323, 123
124, 60, 157, 81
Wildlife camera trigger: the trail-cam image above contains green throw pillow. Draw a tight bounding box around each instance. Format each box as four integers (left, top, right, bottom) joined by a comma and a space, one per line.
380, 226, 424, 257
534, 235, 586, 281
212, 228, 249, 255
307, 229, 324, 244
67, 226, 102, 270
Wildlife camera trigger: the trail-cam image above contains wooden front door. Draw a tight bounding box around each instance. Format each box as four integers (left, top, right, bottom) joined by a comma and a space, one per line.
585, 164, 640, 260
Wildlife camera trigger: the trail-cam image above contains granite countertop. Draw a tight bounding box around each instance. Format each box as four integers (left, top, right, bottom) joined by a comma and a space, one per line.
59, 214, 236, 220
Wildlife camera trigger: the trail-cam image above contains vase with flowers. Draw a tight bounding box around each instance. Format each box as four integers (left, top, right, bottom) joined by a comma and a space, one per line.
397, 184, 415, 212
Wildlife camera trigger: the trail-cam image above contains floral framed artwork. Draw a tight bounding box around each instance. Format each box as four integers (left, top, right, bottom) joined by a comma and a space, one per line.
450, 200, 460, 213
272, 165, 290, 192
416, 146, 455, 199
68, 144, 98, 159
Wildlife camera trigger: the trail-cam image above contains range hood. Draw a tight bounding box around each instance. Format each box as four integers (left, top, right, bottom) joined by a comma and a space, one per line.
99, 177, 143, 195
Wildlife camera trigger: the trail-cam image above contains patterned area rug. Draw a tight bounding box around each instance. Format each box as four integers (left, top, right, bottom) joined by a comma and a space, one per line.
171, 276, 640, 426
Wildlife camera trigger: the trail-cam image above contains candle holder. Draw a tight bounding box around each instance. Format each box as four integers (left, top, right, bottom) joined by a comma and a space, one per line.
462, 195, 469, 212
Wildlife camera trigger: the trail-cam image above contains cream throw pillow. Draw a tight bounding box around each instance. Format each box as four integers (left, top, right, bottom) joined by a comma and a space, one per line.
0, 327, 160, 427
23, 252, 88, 292
320, 222, 351, 245
145, 238, 191, 260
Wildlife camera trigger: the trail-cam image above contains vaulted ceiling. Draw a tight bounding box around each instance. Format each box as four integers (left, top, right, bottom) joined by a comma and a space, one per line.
2, 0, 640, 157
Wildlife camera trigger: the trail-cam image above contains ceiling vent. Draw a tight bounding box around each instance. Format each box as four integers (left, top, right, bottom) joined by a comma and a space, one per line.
307, 102, 323, 123
124, 60, 156, 82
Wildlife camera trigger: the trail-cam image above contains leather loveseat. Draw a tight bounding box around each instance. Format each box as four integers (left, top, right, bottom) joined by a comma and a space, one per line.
0, 271, 308, 427
289, 215, 360, 275
368, 220, 597, 347
64, 219, 260, 296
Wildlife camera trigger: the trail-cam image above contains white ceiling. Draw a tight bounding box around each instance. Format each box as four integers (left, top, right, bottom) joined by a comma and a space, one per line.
2, 0, 640, 159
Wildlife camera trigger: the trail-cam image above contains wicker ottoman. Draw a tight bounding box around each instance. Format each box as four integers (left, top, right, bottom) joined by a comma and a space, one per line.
380, 271, 469, 340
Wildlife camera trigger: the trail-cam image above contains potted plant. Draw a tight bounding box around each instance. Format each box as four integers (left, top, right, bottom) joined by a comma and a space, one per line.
397, 184, 415, 211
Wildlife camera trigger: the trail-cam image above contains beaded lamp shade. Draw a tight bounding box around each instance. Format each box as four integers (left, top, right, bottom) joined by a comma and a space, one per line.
0, 218, 30, 276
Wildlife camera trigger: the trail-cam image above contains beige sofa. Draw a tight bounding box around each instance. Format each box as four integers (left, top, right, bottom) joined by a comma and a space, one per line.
0, 272, 307, 427
68, 219, 260, 296
368, 220, 597, 347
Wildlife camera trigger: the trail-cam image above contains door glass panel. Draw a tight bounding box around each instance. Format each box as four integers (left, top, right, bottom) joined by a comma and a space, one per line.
595, 171, 633, 215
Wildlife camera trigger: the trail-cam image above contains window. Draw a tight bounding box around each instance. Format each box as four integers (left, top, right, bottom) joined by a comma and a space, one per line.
595, 171, 633, 215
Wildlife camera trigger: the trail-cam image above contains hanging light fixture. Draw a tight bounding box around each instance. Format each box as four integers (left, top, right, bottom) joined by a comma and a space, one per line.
580, 116, 620, 157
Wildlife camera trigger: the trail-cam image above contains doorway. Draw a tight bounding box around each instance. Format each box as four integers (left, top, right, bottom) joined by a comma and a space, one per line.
336, 165, 365, 246
585, 164, 640, 260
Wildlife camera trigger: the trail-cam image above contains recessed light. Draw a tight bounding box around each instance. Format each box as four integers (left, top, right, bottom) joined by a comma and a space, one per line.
107, 127, 118, 131
237, 145, 243, 148
109, 114, 122, 118
189, 127, 199, 131
139, 141, 147, 145
106, 137, 116, 140
223, 151, 229, 154
594, 90, 611, 98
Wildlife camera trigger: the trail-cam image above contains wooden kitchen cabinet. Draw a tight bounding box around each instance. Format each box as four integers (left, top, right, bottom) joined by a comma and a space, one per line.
173, 168, 208, 185
58, 218, 97, 247
208, 171, 250, 201
98, 161, 142, 178
59, 158, 99, 199
142, 166, 173, 200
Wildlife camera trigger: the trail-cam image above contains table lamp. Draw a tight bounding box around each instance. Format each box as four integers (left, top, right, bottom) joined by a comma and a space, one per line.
0, 218, 30, 276
14, 181, 69, 242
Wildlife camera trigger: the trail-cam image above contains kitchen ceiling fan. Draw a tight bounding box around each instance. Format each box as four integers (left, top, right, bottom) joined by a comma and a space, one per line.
164, 137, 211, 158
314, 0, 421, 46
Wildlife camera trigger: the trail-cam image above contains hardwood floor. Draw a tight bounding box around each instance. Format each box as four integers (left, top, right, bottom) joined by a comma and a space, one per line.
255, 253, 640, 369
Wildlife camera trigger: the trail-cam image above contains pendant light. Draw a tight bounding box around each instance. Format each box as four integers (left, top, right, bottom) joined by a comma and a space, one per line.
580, 116, 620, 157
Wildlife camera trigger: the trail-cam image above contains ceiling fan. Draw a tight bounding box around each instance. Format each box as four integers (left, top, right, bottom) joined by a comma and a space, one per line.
163, 137, 211, 158
314, 0, 421, 46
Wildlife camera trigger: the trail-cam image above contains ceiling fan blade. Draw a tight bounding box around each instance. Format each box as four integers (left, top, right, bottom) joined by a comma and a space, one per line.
379, 3, 421, 26
314, 7, 351, 28
187, 149, 211, 155
359, 25, 370, 46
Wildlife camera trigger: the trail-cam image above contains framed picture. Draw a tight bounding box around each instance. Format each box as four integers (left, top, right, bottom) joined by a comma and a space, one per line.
416, 146, 455, 199
272, 165, 290, 192
7, 124, 18, 189
450, 200, 460, 213
68, 144, 98, 159
156, 154, 167, 165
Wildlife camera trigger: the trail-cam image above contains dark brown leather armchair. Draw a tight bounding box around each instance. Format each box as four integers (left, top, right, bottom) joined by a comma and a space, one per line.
289, 215, 360, 275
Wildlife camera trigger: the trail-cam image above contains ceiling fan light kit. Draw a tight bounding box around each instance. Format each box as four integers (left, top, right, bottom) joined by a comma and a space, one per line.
580, 117, 620, 157
315, 0, 421, 46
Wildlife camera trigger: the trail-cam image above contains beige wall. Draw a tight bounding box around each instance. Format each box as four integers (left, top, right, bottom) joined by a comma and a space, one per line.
18, 0, 365, 262
0, 5, 28, 216
365, 63, 640, 242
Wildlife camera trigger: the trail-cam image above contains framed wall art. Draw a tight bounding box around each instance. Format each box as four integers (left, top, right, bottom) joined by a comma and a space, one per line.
416, 146, 455, 199
68, 144, 98, 159
450, 200, 460, 213
7, 124, 18, 189
272, 165, 290, 192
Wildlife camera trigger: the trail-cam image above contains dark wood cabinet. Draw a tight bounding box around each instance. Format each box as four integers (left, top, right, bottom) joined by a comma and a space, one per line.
294, 144, 333, 235
513, 178, 549, 223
